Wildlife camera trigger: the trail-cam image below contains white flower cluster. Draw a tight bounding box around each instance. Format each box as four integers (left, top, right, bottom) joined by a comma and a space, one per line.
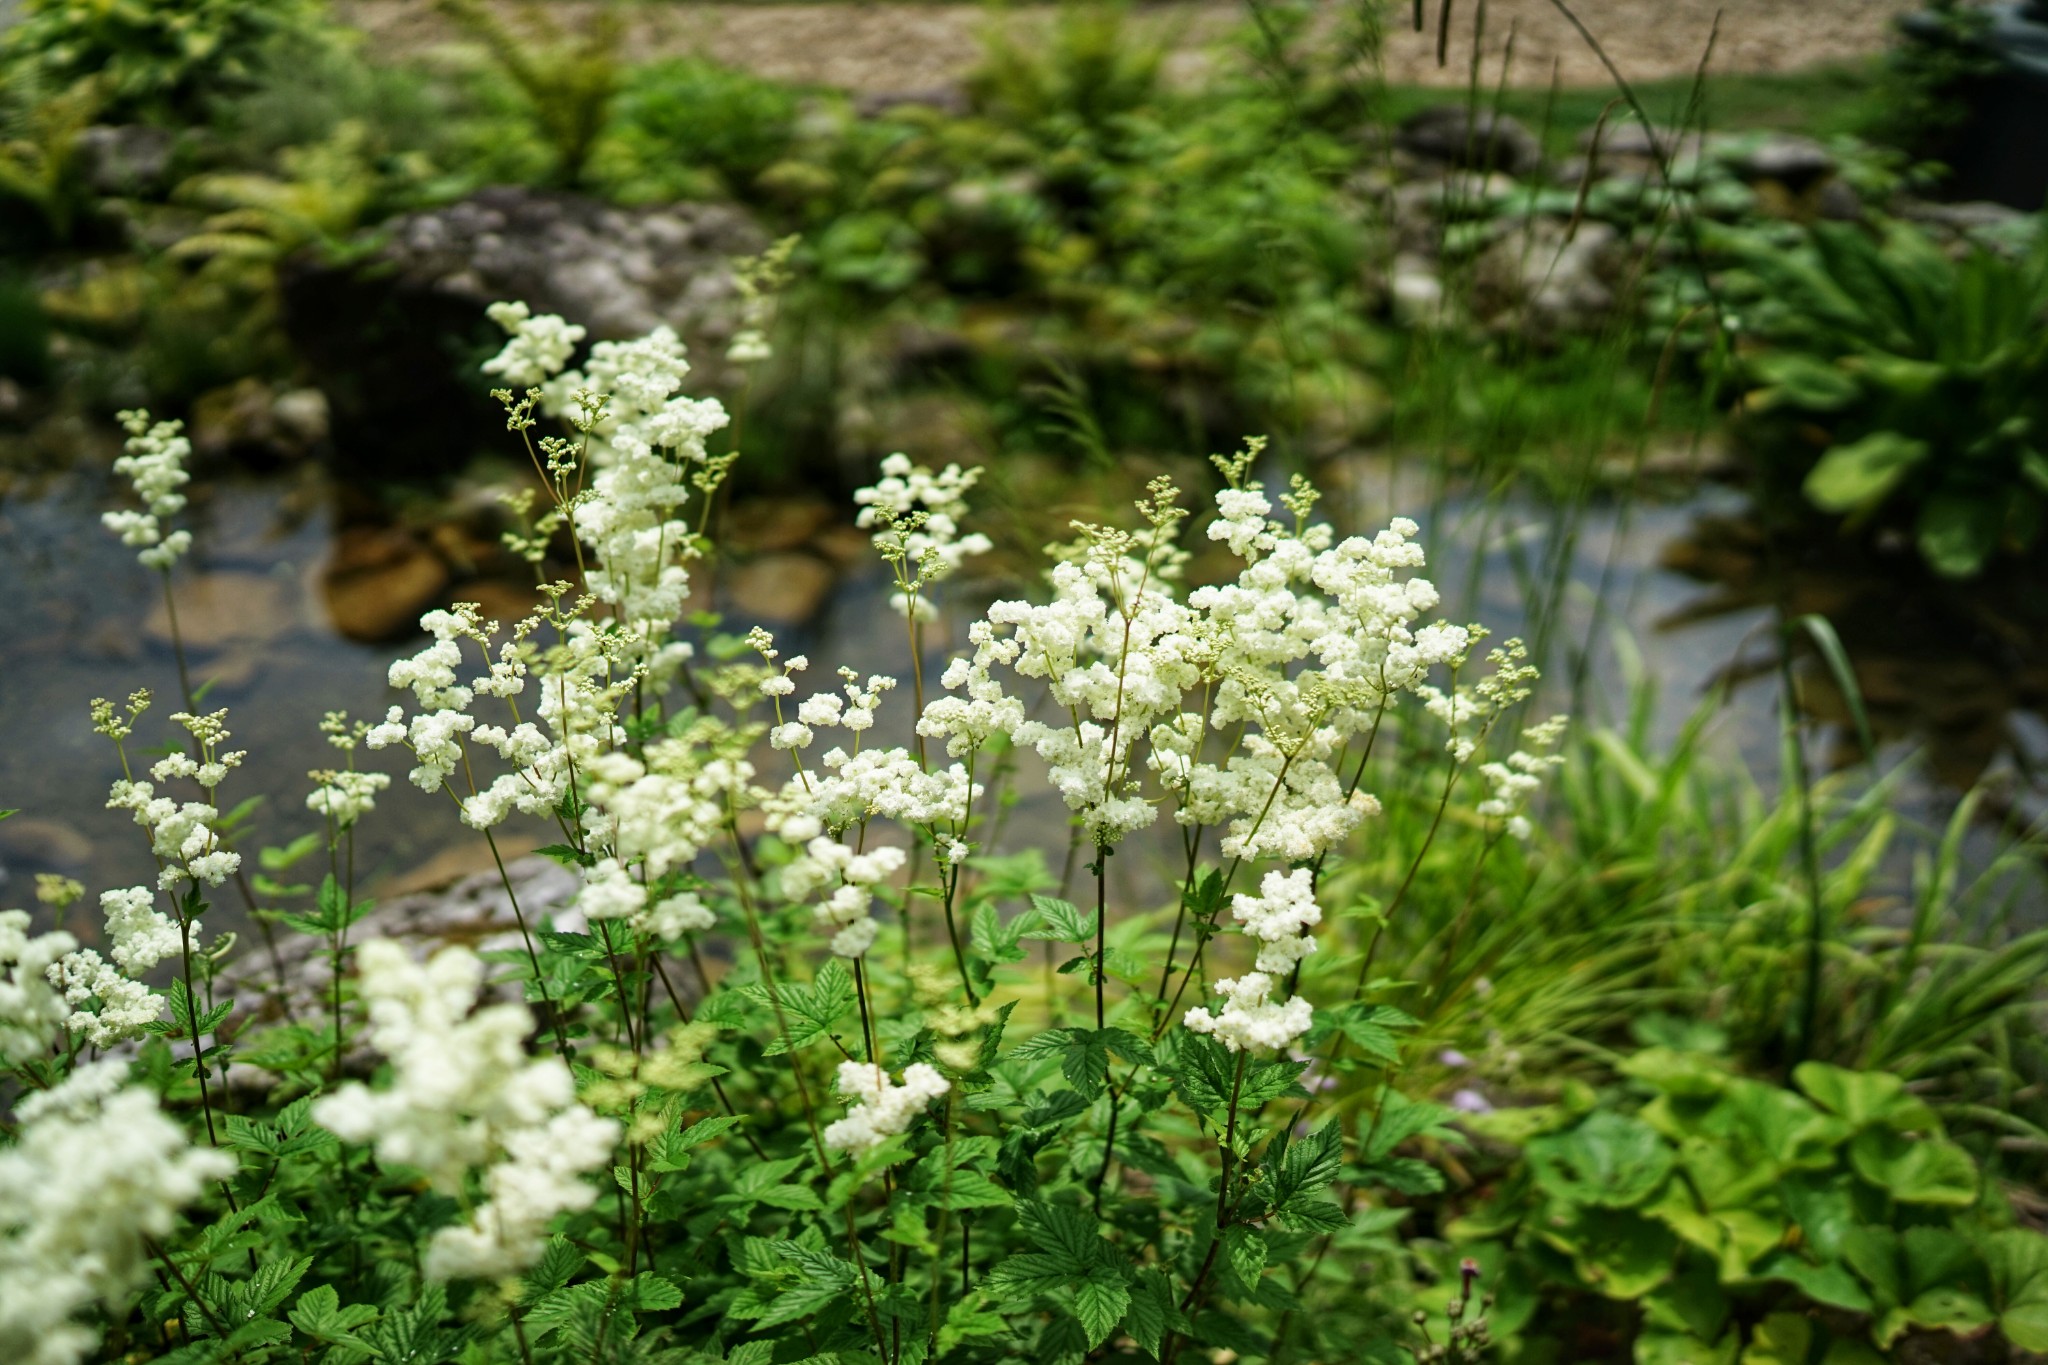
575, 858, 716, 942
1228, 868, 1322, 975
0, 911, 75, 1063
1184, 971, 1316, 1054
853, 454, 994, 619
96, 887, 180, 974
44, 950, 161, 1049
100, 410, 193, 569
106, 778, 240, 892
482, 301, 587, 387
780, 839, 907, 958
307, 768, 391, 829
0, 1060, 234, 1365
1476, 716, 1569, 840
313, 942, 618, 1281
822, 1061, 950, 1155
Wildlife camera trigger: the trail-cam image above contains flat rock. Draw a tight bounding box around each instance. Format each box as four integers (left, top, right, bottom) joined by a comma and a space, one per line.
189, 379, 328, 462
216, 853, 587, 1075
1469, 218, 1620, 332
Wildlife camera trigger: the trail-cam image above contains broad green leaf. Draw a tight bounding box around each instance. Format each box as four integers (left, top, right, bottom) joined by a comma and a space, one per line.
1793, 1063, 1936, 1133
1527, 1112, 1674, 1208
1758, 1253, 1873, 1312
1636, 1330, 1738, 1365
1917, 490, 2001, 579
1122, 1270, 1179, 1359
1804, 432, 1928, 513
937, 1295, 1009, 1354
1643, 1260, 1728, 1342
1545, 1207, 1677, 1300
1751, 351, 1861, 411
1847, 1129, 1978, 1206
1897, 1288, 1994, 1337
288, 1285, 380, 1344
1980, 1229, 2048, 1350
1022, 894, 1096, 943
1223, 1225, 1267, 1294
1739, 1312, 1811, 1365
1072, 1277, 1130, 1349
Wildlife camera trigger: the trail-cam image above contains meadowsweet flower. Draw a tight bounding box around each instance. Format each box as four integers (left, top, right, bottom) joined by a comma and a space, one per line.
105, 779, 239, 893
100, 410, 193, 569
45, 949, 161, 1047
1230, 868, 1322, 974
96, 887, 180, 975
1184, 972, 1314, 1053
823, 1061, 950, 1155
482, 302, 587, 387
314, 942, 618, 1280
854, 454, 993, 618
780, 838, 907, 958
1476, 716, 1568, 840
0, 911, 76, 1063
0, 1060, 234, 1365
307, 768, 391, 828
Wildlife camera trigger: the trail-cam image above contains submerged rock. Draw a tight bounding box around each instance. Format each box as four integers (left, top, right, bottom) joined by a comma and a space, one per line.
189, 379, 329, 462
727, 551, 838, 624
145, 571, 296, 650
320, 525, 451, 642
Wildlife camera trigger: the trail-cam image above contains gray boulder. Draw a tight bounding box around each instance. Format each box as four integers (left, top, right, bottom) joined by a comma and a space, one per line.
1397, 106, 1543, 178
281, 187, 765, 479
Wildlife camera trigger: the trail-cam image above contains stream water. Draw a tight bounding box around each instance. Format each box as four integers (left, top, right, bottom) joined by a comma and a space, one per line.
2, 438, 2040, 938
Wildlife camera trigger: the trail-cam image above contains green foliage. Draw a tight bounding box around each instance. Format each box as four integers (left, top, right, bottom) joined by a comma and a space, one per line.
1447, 1056, 2046, 1360
600, 58, 802, 203
1732, 219, 2048, 577
435, 0, 621, 188
0, 0, 324, 125
1862, 0, 2004, 162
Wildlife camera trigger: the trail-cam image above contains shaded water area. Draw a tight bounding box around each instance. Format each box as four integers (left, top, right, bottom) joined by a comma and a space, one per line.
3, 426, 2044, 938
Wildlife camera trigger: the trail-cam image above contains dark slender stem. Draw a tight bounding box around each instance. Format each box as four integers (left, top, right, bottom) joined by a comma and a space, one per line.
483, 829, 573, 1064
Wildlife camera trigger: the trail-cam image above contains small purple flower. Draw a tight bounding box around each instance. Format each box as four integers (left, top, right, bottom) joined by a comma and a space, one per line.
1451, 1088, 1493, 1114
1438, 1049, 1472, 1069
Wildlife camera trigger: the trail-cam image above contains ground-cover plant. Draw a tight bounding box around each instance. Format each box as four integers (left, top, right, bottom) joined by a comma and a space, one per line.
1440, 1055, 2048, 1363
0, 301, 1597, 1364
1729, 217, 2048, 578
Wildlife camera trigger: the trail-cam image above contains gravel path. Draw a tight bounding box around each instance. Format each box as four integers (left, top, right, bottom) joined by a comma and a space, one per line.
346, 0, 1917, 94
